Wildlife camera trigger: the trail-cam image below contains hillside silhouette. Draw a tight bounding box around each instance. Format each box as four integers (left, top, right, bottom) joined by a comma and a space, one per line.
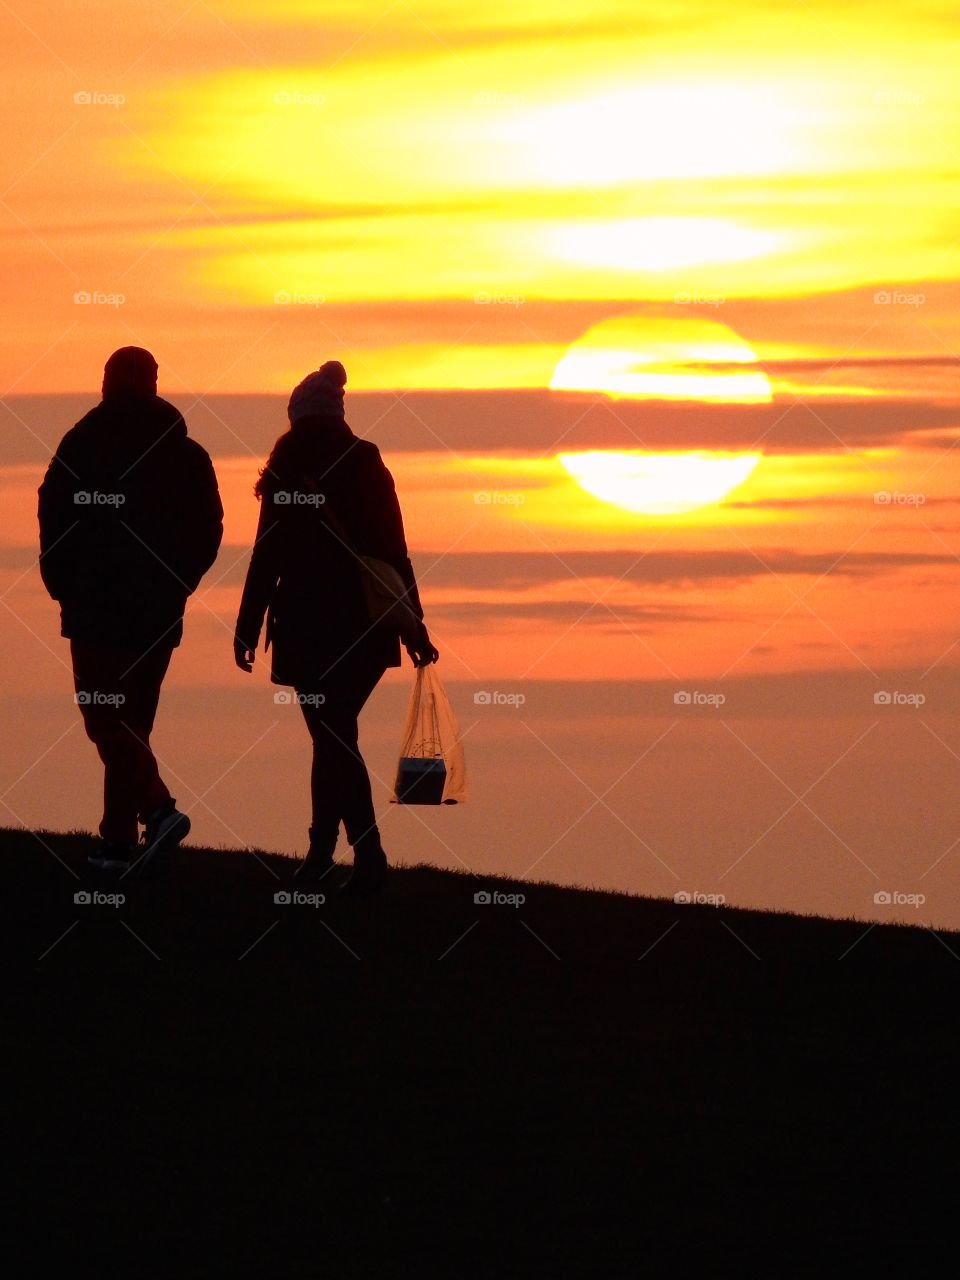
7, 825, 957, 1274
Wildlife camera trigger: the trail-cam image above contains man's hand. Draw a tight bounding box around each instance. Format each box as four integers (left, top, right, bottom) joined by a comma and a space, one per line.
234, 637, 256, 672
405, 623, 439, 668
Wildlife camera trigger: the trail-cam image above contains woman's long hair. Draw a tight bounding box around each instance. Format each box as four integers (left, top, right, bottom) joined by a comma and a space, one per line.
254, 414, 352, 499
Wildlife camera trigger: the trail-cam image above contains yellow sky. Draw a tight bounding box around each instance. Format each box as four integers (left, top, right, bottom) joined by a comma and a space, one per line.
1, 0, 958, 392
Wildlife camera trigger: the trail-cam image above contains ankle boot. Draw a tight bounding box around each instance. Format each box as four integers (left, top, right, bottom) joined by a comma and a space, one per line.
296, 826, 338, 881
342, 832, 388, 897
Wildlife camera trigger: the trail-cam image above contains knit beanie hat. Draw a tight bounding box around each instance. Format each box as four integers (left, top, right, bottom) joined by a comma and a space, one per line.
288, 360, 347, 423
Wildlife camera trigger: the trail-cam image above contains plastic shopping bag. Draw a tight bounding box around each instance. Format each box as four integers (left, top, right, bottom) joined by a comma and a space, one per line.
390, 664, 467, 805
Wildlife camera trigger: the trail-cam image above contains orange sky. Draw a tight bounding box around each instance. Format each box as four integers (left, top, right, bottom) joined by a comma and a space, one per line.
3, 1, 960, 924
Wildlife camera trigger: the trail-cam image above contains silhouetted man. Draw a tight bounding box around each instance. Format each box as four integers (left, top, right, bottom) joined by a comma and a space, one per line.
38, 347, 223, 873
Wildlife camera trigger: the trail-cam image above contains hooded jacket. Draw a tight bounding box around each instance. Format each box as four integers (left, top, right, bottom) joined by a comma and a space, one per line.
38, 391, 223, 647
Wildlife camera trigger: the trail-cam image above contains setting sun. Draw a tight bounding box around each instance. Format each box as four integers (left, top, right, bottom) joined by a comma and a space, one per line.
548, 313, 769, 514
549, 314, 774, 403
558, 449, 761, 515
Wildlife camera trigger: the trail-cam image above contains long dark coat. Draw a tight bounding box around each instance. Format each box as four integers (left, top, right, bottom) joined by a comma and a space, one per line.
235, 415, 424, 689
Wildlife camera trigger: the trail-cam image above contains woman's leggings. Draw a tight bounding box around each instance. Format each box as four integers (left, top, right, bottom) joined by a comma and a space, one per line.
296, 657, 389, 855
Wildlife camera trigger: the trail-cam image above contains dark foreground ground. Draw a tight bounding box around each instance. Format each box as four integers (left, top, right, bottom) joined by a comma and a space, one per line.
4, 825, 959, 1275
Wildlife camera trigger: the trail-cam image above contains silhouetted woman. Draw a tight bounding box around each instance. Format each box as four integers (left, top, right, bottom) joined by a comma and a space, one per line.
234, 361, 438, 895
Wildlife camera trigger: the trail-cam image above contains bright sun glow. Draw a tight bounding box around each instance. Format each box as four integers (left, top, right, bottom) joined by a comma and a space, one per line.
552, 217, 782, 272
501, 82, 818, 184
553, 313, 769, 514
558, 450, 761, 515
550, 314, 773, 403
